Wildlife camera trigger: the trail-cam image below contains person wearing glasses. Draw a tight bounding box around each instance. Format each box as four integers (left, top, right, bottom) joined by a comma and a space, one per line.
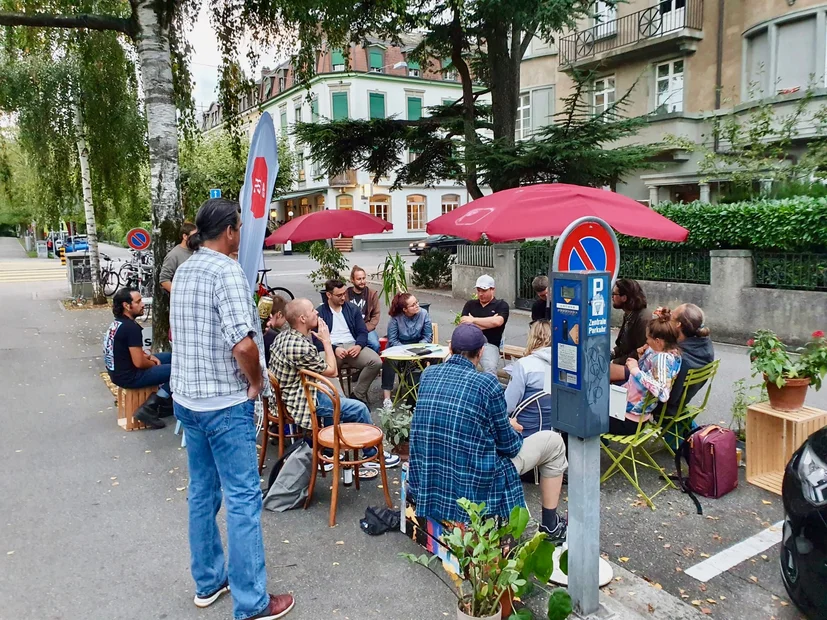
608, 279, 649, 383
381, 292, 433, 408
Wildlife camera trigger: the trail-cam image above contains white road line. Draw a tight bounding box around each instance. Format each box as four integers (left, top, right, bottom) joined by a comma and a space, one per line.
684, 520, 784, 582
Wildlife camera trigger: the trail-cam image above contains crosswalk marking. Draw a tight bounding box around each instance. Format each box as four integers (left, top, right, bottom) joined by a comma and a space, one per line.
0, 262, 67, 283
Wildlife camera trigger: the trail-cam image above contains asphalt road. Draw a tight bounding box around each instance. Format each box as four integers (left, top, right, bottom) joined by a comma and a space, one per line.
2, 239, 823, 620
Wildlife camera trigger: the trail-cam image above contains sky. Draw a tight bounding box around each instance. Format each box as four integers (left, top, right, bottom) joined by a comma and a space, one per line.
186, 3, 280, 116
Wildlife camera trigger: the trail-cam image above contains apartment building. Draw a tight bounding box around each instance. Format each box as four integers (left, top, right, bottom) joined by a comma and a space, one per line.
521, 0, 827, 204
201, 36, 477, 248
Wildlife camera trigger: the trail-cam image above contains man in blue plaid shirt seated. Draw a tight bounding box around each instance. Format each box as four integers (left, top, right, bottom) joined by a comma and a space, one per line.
408, 323, 568, 543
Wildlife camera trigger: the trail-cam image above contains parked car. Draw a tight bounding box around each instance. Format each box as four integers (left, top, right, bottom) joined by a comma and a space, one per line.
64, 235, 89, 253
408, 234, 469, 255
781, 425, 827, 618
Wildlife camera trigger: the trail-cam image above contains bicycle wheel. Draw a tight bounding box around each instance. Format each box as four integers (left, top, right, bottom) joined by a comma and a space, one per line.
267, 286, 294, 300
102, 269, 120, 296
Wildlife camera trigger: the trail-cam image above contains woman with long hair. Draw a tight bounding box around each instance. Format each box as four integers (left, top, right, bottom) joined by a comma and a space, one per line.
504, 320, 553, 437
381, 292, 433, 407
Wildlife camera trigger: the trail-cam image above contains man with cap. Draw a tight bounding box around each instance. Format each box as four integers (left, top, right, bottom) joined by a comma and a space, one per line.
459, 274, 510, 375
408, 323, 568, 542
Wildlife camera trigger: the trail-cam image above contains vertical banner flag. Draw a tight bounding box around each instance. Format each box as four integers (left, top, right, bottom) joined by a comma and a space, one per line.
238, 112, 279, 291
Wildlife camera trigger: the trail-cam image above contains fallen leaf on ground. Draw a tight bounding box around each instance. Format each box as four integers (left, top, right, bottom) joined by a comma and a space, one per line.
700, 553, 710, 558
699, 584, 707, 592
762, 500, 772, 505
647, 603, 655, 613
618, 557, 629, 563
111, 482, 119, 486
653, 583, 662, 590
691, 600, 701, 606
761, 554, 768, 561
614, 543, 622, 547
707, 598, 717, 604
332, 562, 339, 566
705, 515, 720, 520
719, 596, 726, 600
335, 541, 345, 545
779, 601, 789, 607
663, 543, 671, 549
6, 551, 14, 555
176, 487, 186, 492
771, 595, 779, 601
701, 608, 712, 615
282, 540, 290, 544
145, 450, 151, 454
749, 575, 758, 583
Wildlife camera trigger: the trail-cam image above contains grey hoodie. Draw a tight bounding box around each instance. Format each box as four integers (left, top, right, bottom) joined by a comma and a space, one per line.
504, 347, 554, 437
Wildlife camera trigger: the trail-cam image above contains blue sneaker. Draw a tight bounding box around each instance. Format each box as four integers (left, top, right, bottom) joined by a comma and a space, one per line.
363, 451, 401, 469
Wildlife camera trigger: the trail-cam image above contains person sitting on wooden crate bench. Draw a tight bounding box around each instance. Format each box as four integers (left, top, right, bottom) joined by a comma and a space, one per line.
103, 287, 172, 429
458, 274, 510, 376
530, 275, 551, 323
381, 292, 433, 408
316, 278, 382, 405
270, 298, 400, 471
409, 323, 568, 542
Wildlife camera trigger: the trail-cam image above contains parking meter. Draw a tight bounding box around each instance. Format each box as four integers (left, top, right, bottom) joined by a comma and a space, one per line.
550, 270, 611, 438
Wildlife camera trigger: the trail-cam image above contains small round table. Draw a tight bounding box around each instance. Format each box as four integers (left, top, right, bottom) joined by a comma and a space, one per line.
380, 344, 451, 405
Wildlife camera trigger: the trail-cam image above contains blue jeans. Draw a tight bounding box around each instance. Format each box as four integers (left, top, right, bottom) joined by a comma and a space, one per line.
366, 330, 381, 353
173, 400, 269, 620
315, 391, 378, 458
120, 351, 171, 394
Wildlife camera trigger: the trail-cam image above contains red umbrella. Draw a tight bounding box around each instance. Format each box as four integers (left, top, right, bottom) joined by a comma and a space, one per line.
265, 209, 393, 245
427, 184, 688, 242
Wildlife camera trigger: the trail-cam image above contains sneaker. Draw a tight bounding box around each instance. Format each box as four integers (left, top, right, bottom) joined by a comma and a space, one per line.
539, 518, 568, 545
193, 581, 230, 608
363, 451, 401, 469
382, 398, 393, 409
243, 593, 295, 619
134, 403, 165, 429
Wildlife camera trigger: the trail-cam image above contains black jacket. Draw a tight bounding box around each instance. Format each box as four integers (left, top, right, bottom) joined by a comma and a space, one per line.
666, 336, 715, 418
612, 309, 648, 365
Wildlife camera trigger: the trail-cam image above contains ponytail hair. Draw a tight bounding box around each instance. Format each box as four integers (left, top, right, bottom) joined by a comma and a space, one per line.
647, 308, 681, 352
676, 303, 710, 338
188, 198, 240, 251
389, 292, 413, 317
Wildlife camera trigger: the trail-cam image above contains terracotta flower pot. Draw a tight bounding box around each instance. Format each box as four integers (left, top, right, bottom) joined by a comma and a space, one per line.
765, 375, 811, 412
457, 600, 501, 620
392, 441, 410, 462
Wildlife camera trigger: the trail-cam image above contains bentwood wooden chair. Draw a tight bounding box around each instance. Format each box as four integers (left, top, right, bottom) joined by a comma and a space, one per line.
300, 369, 393, 526
258, 371, 305, 474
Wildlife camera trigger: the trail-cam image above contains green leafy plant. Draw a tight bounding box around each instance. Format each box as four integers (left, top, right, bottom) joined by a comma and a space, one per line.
378, 251, 408, 306
401, 499, 571, 620
748, 329, 827, 390
376, 402, 413, 448
729, 379, 766, 441
308, 241, 348, 289
412, 249, 454, 289
798, 330, 827, 391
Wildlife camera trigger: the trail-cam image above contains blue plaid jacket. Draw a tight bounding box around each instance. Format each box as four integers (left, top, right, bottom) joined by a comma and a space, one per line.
408, 355, 525, 522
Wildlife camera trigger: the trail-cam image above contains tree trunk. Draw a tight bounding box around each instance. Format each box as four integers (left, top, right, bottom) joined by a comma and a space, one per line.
132, 0, 182, 352
485, 22, 522, 192
73, 103, 105, 305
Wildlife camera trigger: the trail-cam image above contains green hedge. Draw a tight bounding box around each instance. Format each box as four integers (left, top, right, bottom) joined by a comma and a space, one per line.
617, 198, 827, 252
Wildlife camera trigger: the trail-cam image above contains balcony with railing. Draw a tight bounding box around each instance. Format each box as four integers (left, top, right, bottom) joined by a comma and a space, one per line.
559, 0, 704, 69
328, 169, 357, 187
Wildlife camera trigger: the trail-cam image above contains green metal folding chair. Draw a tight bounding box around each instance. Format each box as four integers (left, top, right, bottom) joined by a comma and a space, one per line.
600, 395, 677, 509
659, 360, 720, 457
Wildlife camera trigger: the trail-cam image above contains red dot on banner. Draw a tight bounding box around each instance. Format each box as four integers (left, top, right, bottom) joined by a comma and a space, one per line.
250, 157, 268, 218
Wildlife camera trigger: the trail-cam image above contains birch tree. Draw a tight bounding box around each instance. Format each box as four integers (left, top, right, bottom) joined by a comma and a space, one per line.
73, 102, 104, 304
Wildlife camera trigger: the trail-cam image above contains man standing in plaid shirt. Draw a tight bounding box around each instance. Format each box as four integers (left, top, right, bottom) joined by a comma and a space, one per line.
409, 323, 568, 542
171, 199, 294, 620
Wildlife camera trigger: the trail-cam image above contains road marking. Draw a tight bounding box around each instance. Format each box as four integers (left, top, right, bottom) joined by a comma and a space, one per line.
684, 520, 783, 582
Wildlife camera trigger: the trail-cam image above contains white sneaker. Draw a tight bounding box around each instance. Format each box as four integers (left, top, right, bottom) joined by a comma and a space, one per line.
382, 398, 393, 409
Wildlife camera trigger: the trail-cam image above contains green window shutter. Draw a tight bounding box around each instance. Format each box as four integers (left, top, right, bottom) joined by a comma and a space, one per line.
369, 49, 383, 69
369, 93, 385, 119
331, 49, 345, 67
332, 92, 348, 120
407, 60, 420, 70
280, 111, 287, 132
442, 58, 452, 71
311, 98, 319, 121
407, 97, 422, 121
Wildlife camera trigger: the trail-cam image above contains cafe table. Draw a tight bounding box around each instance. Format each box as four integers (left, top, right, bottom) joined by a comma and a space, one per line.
380, 344, 451, 405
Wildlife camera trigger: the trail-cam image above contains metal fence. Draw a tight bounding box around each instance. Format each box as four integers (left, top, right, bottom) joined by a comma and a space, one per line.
516, 244, 553, 310
754, 252, 827, 292
619, 249, 711, 284
457, 244, 494, 268
559, 0, 704, 65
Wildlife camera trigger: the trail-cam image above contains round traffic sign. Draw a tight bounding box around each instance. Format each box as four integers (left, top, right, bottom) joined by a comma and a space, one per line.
126, 228, 151, 251
552, 217, 619, 285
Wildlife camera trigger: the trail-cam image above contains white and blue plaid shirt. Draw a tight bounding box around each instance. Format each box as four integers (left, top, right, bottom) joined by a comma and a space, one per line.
170, 247, 269, 399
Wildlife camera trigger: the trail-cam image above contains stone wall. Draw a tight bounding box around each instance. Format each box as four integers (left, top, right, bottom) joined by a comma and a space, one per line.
451, 243, 518, 303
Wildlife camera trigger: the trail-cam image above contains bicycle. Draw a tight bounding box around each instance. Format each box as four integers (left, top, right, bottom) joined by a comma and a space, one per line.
256, 268, 294, 301
99, 253, 120, 297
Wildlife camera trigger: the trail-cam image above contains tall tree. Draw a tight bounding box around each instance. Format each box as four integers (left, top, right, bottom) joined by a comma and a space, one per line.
0, 0, 196, 349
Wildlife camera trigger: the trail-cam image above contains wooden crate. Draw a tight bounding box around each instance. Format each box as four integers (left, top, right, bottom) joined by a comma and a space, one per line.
502, 344, 525, 360
117, 386, 157, 431
746, 402, 827, 495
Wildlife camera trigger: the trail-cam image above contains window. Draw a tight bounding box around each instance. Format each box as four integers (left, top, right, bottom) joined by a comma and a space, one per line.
515, 93, 531, 140
294, 105, 302, 123
310, 97, 319, 122
337, 195, 353, 210
407, 60, 420, 77
370, 194, 391, 222
278, 76, 286, 91
659, 0, 687, 32
297, 153, 306, 182
442, 58, 457, 81
592, 76, 615, 116
441, 194, 460, 215
299, 197, 311, 215
331, 49, 345, 72
406, 194, 426, 231
655, 60, 684, 113
745, 30, 769, 98
331, 92, 349, 120
279, 107, 288, 134
316, 194, 325, 210
776, 17, 817, 92
369, 92, 386, 119
594, 1, 617, 38
369, 48, 384, 73
407, 96, 422, 121
530, 87, 554, 135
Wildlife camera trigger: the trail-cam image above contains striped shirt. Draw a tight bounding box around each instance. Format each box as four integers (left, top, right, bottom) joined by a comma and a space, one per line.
624, 348, 681, 421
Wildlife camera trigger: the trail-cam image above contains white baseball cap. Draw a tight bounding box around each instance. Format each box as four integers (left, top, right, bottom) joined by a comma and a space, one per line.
475, 275, 496, 290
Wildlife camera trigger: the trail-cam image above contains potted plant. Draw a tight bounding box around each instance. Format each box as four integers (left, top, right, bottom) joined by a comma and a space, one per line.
309, 240, 348, 302
378, 251, 409, 303
729, 379, 766, 465
402, 498, 572, 620
377, 402, 413, 461
748, 330, 827, 411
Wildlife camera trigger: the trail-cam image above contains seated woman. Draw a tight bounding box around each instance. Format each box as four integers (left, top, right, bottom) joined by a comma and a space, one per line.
381, 292, 433, 408
504, 320, 553, 438
609, 278, 649, 383
611, 310, 682, 436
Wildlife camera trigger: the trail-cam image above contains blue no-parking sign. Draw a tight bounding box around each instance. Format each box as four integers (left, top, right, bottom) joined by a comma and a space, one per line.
552, 217, 620, 286
126, 228, 151, 251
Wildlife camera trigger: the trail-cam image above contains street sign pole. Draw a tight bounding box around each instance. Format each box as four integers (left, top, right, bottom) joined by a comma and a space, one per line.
568, 436, 601, 615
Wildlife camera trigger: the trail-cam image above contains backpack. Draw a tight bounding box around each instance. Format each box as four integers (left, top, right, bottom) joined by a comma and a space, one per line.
674, 425, 738, 514
263, 440, 312, 512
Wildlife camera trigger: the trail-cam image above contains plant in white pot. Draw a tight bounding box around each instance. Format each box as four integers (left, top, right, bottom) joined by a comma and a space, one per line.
376, 402, 413, 461
402, 498, 572, 620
